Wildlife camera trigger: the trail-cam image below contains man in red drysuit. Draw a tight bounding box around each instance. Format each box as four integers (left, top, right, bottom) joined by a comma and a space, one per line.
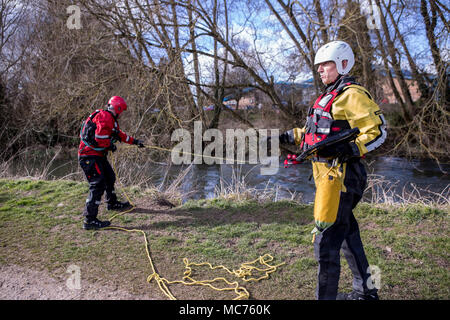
78, 96, 145, 230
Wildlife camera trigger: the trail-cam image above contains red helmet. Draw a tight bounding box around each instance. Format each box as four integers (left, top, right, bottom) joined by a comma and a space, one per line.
108, 96, 127, 115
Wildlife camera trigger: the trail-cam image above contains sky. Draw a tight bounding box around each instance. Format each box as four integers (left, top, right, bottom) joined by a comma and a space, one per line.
181, 0, 447, 86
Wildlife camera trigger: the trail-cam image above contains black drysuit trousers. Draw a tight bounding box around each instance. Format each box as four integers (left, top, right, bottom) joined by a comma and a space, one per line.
313, 159, 376, 300
79, 156, 118, 221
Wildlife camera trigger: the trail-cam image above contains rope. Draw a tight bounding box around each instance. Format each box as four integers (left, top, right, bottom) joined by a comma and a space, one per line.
117, 142, 270, 165
103, 150, 284, 300
153, 254, 285, 300
143, 144, 251, 164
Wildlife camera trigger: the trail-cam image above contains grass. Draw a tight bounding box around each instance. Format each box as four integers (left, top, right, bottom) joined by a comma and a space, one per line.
0, 178, 449, 300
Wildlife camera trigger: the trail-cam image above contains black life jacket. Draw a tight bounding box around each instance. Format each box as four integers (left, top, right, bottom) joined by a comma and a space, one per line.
80, 110, 103, 150
301, 77, 358, 152
80, 109, 121, 149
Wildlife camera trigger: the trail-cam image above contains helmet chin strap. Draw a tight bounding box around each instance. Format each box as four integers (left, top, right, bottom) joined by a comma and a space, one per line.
326, 74, 343, 91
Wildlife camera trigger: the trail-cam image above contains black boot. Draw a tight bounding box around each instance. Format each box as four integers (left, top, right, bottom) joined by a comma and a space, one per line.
107, 201, 132, 211
336, 290, 379, 300
83, 218, 111, 230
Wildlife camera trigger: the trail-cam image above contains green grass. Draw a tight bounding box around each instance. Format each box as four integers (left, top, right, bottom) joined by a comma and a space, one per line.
0, 178, 448, 300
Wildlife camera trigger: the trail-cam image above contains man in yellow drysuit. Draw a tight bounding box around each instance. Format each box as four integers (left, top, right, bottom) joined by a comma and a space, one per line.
279, 40, 387, 300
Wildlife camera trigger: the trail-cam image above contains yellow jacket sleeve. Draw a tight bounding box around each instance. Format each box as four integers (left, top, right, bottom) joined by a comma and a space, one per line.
293, 127, 305, 145
332, 85, 387, 156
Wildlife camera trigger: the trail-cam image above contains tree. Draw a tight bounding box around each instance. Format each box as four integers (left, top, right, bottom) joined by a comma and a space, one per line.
0, 0, 33, 158
338, 0, 376, 89
374, 0, 416, 122
420, 0, 448, 105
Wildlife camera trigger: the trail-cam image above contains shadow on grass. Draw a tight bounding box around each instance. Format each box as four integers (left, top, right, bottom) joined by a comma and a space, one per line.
120, 201, 314, 232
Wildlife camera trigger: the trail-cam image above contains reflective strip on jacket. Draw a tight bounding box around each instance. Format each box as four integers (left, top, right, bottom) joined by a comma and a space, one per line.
311, 84, 387, 233
286, 82, 387, 233
78, 109, 136, 157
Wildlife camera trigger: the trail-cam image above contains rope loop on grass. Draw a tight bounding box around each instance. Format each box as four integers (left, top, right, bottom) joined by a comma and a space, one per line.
102, 150, 284, 300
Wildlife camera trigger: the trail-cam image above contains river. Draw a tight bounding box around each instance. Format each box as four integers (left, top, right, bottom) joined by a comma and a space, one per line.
177, 157, 450, 203
7, 153, 450, 204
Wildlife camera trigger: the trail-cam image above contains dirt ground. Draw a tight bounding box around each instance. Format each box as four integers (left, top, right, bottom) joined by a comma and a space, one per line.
0, 264, 151, 300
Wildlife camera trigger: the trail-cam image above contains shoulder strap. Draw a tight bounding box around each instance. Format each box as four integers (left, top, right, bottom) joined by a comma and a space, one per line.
88, 109, 102, 120
80, 110, 107, 151
105, 109, 118, 121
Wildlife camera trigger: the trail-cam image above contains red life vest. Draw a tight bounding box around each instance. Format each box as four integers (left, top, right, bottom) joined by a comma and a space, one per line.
301, 80, 356, 152
78, 109, 135, 157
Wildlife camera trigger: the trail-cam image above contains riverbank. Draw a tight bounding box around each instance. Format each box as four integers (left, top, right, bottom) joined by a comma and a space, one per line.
0, 178, 448, 300
2, 146, 450, 206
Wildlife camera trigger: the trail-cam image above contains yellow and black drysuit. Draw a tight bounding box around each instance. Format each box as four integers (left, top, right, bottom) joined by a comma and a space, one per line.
280, 75, 387, 300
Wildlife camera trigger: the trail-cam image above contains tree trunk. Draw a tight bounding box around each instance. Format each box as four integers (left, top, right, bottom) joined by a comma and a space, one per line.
188, 0, 206, 125
374, 0, 415, 120
421, 0, 448, 104
383, 0, 430, 101
373, 22, 412, 122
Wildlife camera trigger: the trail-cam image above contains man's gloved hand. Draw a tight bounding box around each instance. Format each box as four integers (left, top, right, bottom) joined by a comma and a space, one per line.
133, 139, 145, 148
111, 129, 120, 143
317, 142, 360, 162
109, 143, 117, 153
279, 130, 294, 144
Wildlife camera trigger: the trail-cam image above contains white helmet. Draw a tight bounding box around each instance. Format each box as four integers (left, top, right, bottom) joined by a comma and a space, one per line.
314, 40, 355, 75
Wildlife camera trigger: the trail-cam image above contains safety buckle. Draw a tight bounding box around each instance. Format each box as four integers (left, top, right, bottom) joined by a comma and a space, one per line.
331, 158, 339, 167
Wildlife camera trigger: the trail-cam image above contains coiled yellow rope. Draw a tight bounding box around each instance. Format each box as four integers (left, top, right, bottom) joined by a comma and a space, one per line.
103, 149, 284, 300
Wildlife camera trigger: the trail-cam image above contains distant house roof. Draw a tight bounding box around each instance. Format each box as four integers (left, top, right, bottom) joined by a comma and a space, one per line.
274, 81, 314, 93
223, 87, 255, 101
299, 78, 315, 87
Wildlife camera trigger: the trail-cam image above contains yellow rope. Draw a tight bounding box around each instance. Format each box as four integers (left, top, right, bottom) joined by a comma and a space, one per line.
103, 150, 284, 300
120, 143, 253, 164
157, 254, 285, 300
107, 151, 178, 299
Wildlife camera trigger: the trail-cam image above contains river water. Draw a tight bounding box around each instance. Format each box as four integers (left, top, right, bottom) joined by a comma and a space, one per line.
10, 153, 450, 204
176, 157, 450, 203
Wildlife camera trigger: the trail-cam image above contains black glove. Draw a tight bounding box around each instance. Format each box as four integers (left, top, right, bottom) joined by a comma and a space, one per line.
279, 130, 294, 144
109, 143, 117, 153
111, 129, 120, 143
133, 139, 145, 148
317, 142, 359, 162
